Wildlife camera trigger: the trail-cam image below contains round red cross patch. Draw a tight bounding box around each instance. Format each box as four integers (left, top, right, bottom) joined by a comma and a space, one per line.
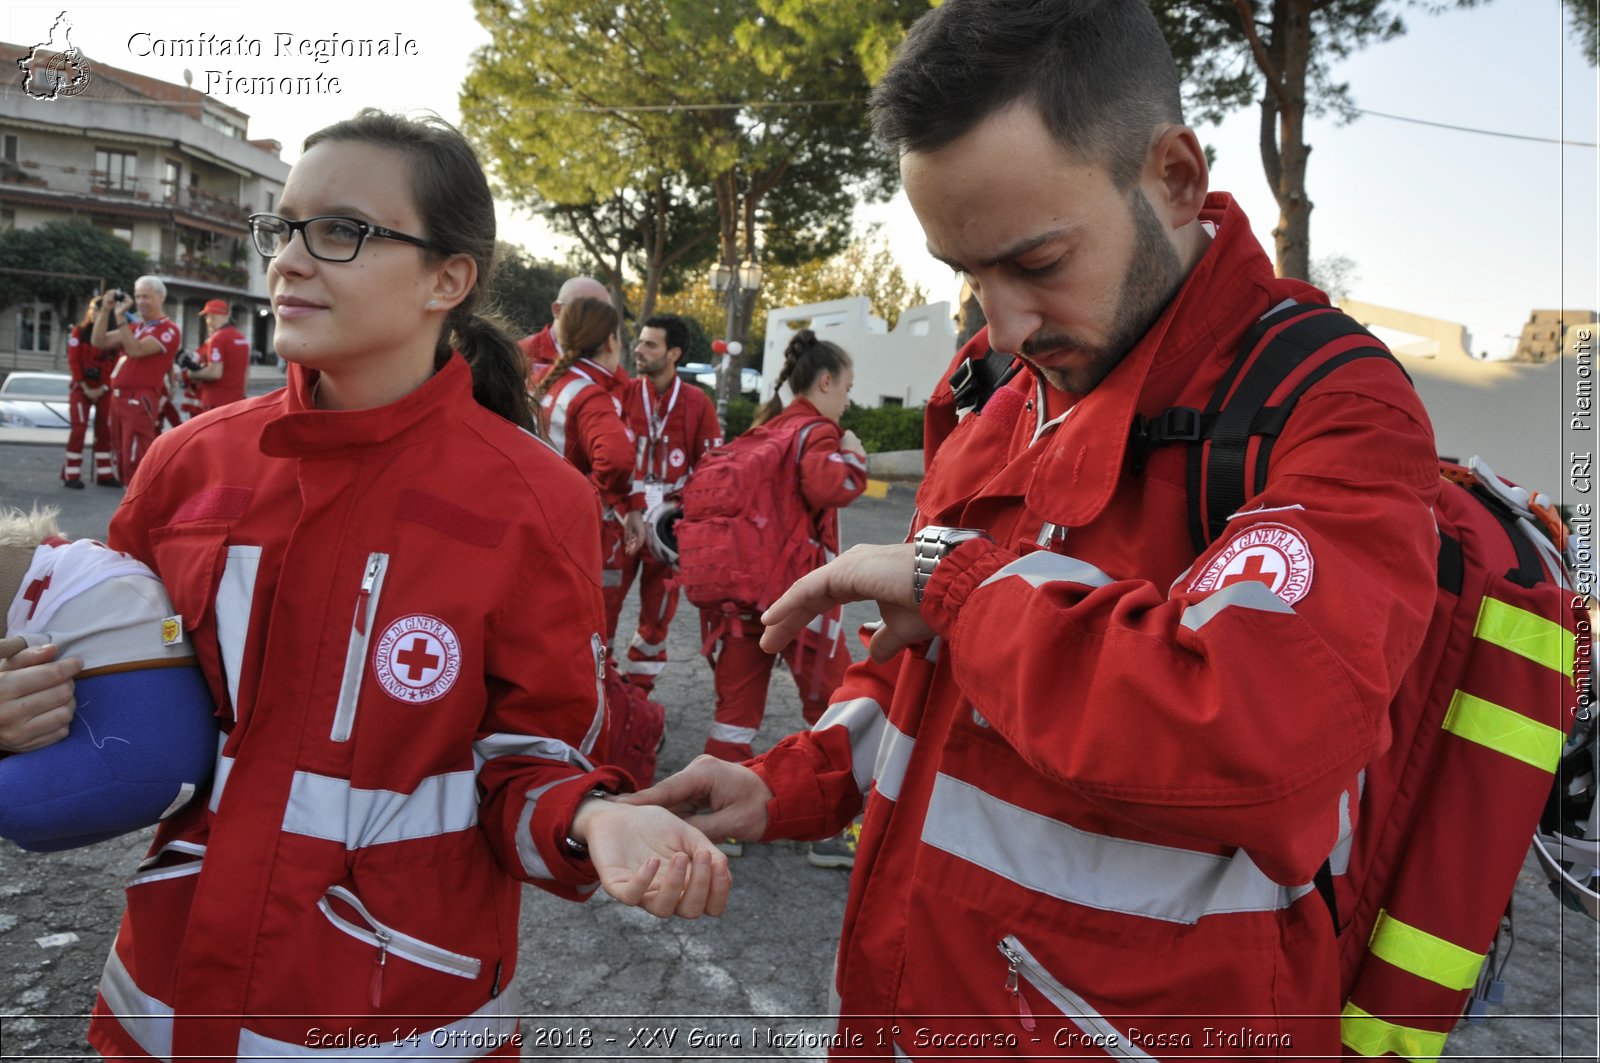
373, 614, 462, 703
669, 447, 685, 469
1188, 522, 1315, 605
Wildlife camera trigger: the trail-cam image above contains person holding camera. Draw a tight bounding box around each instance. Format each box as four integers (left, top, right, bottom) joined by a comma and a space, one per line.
61, 298, 119, 488
185, 298, 250, 411
90, 276, 181, 485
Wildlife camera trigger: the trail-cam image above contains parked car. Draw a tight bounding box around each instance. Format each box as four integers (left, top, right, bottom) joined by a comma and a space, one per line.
676, 362, 762, 397
0, 371, 74, 435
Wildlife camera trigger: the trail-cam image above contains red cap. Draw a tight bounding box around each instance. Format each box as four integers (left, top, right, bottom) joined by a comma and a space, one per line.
200, 299, 230, 317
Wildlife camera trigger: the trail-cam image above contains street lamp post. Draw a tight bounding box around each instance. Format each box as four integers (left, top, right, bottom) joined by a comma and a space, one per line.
707, 259, 764, 431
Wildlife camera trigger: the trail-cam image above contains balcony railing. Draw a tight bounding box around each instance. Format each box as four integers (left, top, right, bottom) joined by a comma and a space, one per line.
156, 256, 250, 288
0, 161, 250, 229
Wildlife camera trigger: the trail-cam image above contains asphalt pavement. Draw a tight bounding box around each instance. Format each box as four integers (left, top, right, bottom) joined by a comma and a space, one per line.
0, 377, 1595, 1059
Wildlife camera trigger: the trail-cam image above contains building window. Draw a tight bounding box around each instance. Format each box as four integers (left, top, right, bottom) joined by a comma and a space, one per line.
17, 303, 56, 354
880, 396, 905, 407
0, 209, 14, 232
1, 134, 16, 163
94, 219, 135, 246
94, 148, 138, 193
164, 159, 181, 202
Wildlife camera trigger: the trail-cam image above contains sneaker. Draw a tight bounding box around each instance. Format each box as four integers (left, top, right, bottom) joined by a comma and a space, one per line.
62, 479, 84, 490
715, 838, 744, 857
96, 478, 122, 488
807, 819, 862, 869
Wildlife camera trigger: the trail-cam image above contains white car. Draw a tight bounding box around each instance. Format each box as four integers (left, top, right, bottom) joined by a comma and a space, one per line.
676, 363, 762, 397
0, 371, 77, 441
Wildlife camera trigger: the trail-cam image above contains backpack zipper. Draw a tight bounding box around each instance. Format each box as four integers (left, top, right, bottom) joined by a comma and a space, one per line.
998, 934, 1156, 1061
318, 885, 482, 1007
331, 552, 388, 742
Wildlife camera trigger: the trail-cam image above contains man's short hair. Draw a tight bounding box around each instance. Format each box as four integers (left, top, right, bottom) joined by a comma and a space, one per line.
643, 314, 689, 359
133, 275, 167, 300
869, 0, 1183, 189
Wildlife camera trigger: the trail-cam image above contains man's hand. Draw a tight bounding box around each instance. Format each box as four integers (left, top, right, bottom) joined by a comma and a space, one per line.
622, 510, 647, 557
0, 637, 82, 753
758, 543, 932, 662
620, 755, 774, 842
573, 797, 732, 918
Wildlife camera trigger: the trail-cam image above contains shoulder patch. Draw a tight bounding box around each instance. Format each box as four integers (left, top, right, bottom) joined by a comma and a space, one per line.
1188, 521, 1314, 606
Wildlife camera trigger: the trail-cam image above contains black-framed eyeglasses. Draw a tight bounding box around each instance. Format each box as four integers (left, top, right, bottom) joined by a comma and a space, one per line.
247, 212, 443, 263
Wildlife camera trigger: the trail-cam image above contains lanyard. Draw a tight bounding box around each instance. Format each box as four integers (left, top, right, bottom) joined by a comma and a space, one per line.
639, 377, 680, 447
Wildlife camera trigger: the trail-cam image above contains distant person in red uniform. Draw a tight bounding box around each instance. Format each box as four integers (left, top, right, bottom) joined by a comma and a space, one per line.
188, 298, 251, 411
61, 297, 119, 488
618, 314, 721, 691
533, 296, 646, 637
91, 276, 180, 486
518, 275, 611, 386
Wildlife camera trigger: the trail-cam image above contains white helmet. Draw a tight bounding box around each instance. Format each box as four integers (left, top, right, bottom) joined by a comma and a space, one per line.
1533, 711, 1599, 921
644, 500, 681, 568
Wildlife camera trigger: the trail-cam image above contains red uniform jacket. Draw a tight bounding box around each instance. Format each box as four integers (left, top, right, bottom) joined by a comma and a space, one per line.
196, 323, 250, 410
764, 396, 868, 559
109, 316, 181, 391
622, 374, 722, 501
752, 194, 1440, 1058
67, 325, 118, 390
89, 355, 626, 1061
540, 358, 639, 515
518, 324, 557, 384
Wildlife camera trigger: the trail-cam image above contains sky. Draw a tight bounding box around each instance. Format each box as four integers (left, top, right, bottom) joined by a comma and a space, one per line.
6, 1, 1597, 360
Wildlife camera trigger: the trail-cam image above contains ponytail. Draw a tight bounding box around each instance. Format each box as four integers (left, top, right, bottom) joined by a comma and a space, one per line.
530, 344, 583, 406
752, 328, 851, 428
530, 296, 618, 405
441, 310, 535, 433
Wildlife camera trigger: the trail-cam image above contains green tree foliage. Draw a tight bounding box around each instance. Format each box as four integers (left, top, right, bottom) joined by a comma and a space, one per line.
1153, 1, 1478, 280
840, 402, 924, 453
1569, 0, 1598, 65
0, 220, 148, 321
485, 242, 567, 337
461, 0, 925, 329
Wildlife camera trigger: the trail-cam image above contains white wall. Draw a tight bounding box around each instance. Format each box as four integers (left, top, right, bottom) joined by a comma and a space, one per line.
761, 296, 956, 409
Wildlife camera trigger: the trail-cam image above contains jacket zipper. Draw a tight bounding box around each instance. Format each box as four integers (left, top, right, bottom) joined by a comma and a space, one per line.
998, 935, 1156, 1061
319, 885, 482, 1007
331, 552, 388, 742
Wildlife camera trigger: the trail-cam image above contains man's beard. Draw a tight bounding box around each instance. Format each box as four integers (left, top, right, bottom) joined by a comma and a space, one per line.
1024, 190, 1186, 396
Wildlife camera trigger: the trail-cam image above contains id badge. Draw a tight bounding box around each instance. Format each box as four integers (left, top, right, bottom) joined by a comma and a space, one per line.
645, 481, 667, 514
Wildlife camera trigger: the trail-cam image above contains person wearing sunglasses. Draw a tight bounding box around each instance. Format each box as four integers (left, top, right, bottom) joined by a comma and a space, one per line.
62, 110, 730, 1062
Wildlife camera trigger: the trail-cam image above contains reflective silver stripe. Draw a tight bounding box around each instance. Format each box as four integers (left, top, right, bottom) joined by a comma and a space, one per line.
582, 633, 605, 756
158, 782, 196, 820
1179, 579, 1294, 632
871, 722, 914, 803
805, 613, 844, 642
629, 634, 667, 655
215, 545, 261, 719
811, 696, 887, 795
473, 732, 593, 770
547, 377, 592, 453
98, 944, 173, 1061
977, 551, 1113, 591
626, 660, 666, 676
135, 839, 206, 872
923, 774, 1315, 924
126, 862, 203, 889
1328, 770, 1365, 876
318, 886, 480, 978
207, 735, 233, 813
1003, 935, 1156, 1062
281, 771, 478, 849
709, 722, 759, 744
514, 778, 567, 880
332, 552, 388, 742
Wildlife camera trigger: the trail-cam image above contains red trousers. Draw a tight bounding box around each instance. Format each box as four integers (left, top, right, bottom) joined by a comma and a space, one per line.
702, 612, 848, 761
616, 551, 679, 692
111, 388, 160, 485
63, 388, 113, 483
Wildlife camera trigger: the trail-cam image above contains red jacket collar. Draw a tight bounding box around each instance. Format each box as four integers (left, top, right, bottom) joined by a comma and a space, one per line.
259, 353, 471, 457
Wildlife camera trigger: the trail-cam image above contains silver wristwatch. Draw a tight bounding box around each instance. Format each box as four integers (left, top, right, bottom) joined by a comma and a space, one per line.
912, 526, 992, 604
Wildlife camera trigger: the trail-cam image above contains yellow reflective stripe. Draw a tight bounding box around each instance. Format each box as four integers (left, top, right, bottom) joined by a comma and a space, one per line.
1367, 908, 1484, 991
1475, 597, 1575, 675
1341, 1003, 1449, 1062
1442, 691, 1564, 773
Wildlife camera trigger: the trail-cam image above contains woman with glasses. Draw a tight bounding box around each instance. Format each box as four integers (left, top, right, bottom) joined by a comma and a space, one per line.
74, 110, 729, 1061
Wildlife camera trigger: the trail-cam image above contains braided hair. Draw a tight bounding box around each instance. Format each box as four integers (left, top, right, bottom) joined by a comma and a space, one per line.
303, 110, 535, 432
529, 296, 619, 403
752, 328, 852, 427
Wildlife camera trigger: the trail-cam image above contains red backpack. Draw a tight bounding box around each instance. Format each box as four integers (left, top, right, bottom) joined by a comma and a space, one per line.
1127, 302, 1588, 1060
675, 416, 829, 616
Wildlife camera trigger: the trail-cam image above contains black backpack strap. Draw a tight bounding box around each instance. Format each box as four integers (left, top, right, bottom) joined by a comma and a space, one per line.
950, 348, 1021, 415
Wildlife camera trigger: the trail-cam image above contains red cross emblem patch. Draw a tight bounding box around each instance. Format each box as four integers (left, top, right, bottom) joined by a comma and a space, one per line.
1188, 522, 1315, 605
373, 614, 462, 704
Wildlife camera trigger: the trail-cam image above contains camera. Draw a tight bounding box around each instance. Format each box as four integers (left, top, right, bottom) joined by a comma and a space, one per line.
177, 352, 203, 373
83, 366, 101, 383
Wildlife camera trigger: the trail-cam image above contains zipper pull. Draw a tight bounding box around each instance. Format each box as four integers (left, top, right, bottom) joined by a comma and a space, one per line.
369, 930, 390, 1008
356, 556, 382, 636
997, 940, 1036, 1031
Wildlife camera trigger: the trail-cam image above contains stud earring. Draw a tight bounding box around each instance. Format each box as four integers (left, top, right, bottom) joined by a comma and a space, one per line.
426, 299, 439, 311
